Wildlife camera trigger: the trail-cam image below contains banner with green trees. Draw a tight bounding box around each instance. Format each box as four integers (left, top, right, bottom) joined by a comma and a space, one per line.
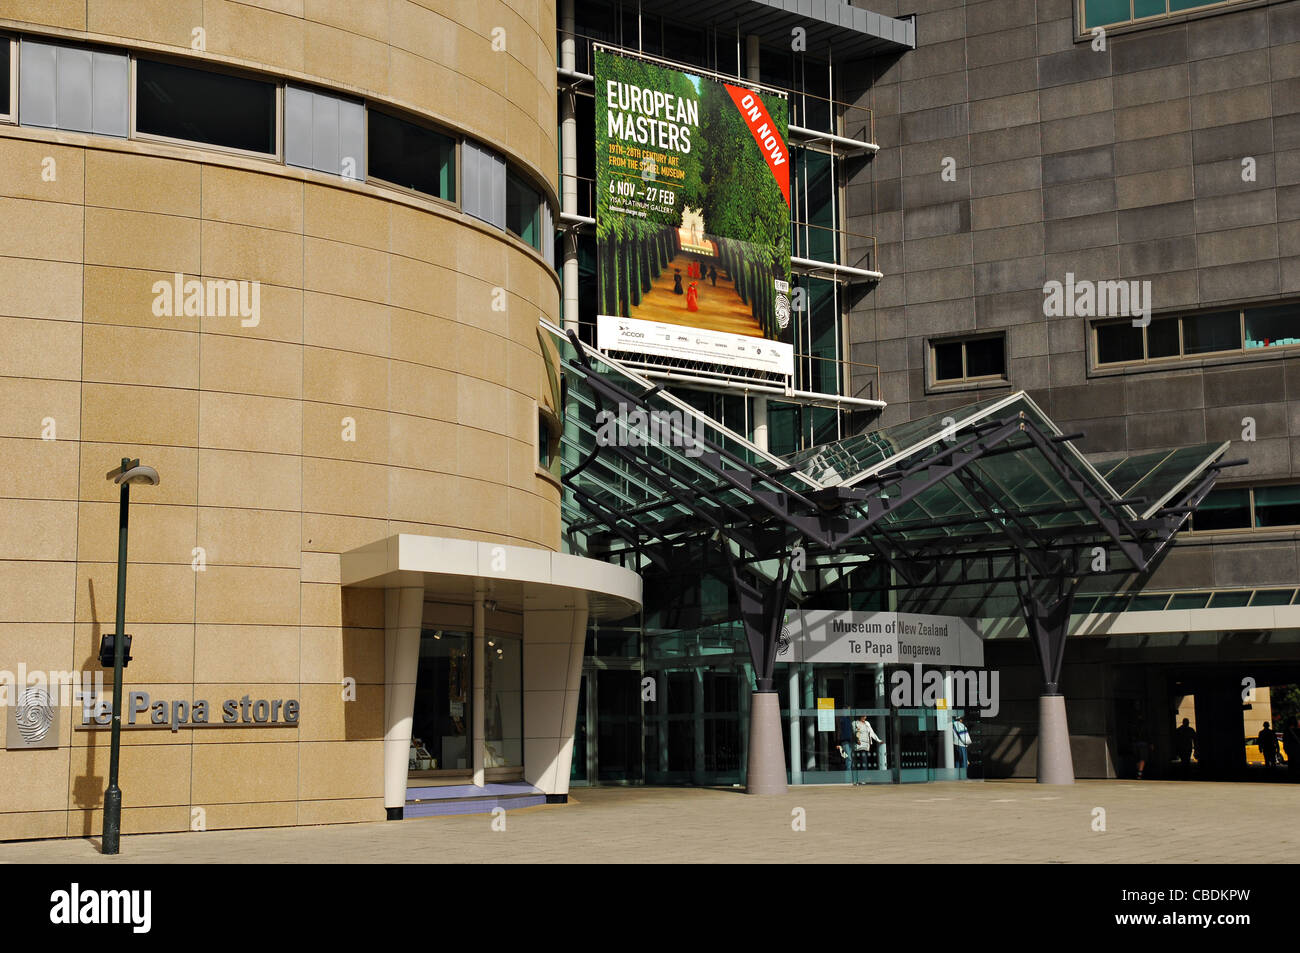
594, 47, 793, 376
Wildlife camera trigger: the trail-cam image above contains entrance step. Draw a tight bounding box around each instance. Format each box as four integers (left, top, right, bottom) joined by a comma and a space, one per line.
404, 781, 547, 818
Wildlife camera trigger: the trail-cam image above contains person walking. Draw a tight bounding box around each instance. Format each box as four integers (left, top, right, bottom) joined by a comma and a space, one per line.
1174, 717, 1197, 778
1258, 721, 1280, 768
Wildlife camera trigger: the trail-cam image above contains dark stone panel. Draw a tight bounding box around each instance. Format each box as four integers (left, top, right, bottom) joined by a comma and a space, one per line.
903, 200, 971, 239
1053, 379, 1127, 419
970, 124, 1043, 164
1007, 319, 1049, 357
1047, 314, 1085, 353
1114, 132, 1191, 175
1193, 155, 1275, 197
1204, 399, 1287, 441
1191, 83, 1273, 130
901, 232, 975, 270
1212, 542, 1298, 588
972, 221, 1046, 262
904, 296, 977, 335
1117, 235, 1197, 275
1053, 414, 1127, 454
1186, 6, 1269, 61
965, 0, 1038, 36
905, 265, 975, 304
969, 90, 1039, 132
1281, 147, 1300, 187
1008, 353, 1049, 388
1143, 269, 1200, 310
1126, 409, 1206, 449
912, 7, 968, 45
902, 170, 973, 207
900, 70, 970, 112
1042, 145, 1116, 186
1230, 437, 1293, 479
1042, 110, 1115, 153
1190, 49, 1271, 97
1204, 362, 1286, 407
969, 58, 1039, 101
899, 38, 969, 81
970, 156, 1042, 197
973, 287, 1046, 327
1043, 244, 1119, 283
1282, 255, 1300, 294
901, 102, 970, 143
1049, 348, 1089, 386
1039, 46, 1112, 88
1117, 200, 1194, 243
1113, 98, 1191, 141
874, 178, 903, 213
1144, 544, 1215, 589
973, 256, 1045, 295
1190, 118, 1274, 164
1037, 16, 1076, 56
1110, 24, 1188, 75
1125, 372, 1205, 414
1115, 168, 1194, 210
1040, 77, 1113, 122
1275, 77, 1300, 119
1044, 211, 1118, 254
1281, 220, 1300, 257
1196, 224, 1279, 268
901, 135, 971, 173
966, 25, 1037, 68
1198, 259, 1281, 302
1112, 63, 1189, 108
1043, 178, 1118, 219
971, 189, 1042, 230
1272, 0, 1300, 46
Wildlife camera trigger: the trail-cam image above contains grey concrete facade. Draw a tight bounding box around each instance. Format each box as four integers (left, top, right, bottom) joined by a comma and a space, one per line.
845, 0, 1300, 592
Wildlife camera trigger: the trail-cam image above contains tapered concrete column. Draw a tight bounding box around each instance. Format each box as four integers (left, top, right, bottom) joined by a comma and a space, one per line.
1038, 694, 1075, 784
746, 34, 761, 82
472, 585, 486, 787
747, 691, 788, 795
941, 670, 955, 771
383, 586, 424, 819
787, 665, 802, 784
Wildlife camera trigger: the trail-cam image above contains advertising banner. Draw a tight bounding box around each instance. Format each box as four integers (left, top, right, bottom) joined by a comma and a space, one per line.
594, 47, 794, 377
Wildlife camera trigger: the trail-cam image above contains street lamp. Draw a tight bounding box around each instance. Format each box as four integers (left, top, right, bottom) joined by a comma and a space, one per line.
101, 457, 159, 856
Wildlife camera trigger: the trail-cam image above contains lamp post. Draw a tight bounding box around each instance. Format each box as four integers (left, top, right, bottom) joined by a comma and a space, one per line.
102, 457, 159, 856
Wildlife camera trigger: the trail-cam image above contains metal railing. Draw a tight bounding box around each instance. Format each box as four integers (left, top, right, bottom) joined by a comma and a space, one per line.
556, 28, 875, 147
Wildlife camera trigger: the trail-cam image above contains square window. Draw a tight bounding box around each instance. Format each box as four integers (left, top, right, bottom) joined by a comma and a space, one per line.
136, 58, 275, 153
1133, 0, 1165, 15
1147, 316, 1180, 358
0, 40, 10, 117
1181, 310, 1241, 355
1254, 485, 1300, 528
506, 171, 539, 248
965, 336, 1005, 378
1084, 0, 1133, 28
368, 109, 455, 200
1096, 322, 1143, 364
1244, 303, 1300, 350
933, 341, 963, 381
1193, 487, 1250, 531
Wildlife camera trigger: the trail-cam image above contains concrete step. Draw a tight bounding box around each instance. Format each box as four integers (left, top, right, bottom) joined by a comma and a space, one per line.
405, 781, 547, 818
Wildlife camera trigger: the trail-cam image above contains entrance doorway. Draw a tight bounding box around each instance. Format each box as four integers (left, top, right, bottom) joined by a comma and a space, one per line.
409, 629, 472, 779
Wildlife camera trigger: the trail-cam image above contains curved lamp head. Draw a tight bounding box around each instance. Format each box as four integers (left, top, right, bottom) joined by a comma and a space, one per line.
114, 465, 160, 487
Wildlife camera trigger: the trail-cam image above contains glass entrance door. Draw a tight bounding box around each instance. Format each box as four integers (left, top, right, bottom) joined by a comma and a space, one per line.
596, 669, 643, 782
409, 629, 472, 778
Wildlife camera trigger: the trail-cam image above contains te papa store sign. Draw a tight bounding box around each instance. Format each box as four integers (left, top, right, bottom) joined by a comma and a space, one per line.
777, 611, 985, 667
76, 691, 301, 732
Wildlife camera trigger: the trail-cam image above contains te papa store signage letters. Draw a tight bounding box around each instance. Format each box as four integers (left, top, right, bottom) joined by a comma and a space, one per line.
76, 691, 300, 732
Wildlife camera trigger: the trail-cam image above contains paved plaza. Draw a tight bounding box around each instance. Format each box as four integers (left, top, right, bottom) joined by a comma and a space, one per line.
1, 780, 1296, 864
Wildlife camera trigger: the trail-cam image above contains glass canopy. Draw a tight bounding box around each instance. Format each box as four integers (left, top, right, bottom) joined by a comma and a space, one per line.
545, 320, 1231, 615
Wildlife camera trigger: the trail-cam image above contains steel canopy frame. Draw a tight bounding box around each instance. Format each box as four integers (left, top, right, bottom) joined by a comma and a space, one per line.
554, 327, 1237, 789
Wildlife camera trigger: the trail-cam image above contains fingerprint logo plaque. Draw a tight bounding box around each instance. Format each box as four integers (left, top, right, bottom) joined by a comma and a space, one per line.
7, 685, 59, 749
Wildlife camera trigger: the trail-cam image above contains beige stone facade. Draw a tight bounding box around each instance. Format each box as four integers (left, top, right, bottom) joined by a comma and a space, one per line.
0, 1, 590, 839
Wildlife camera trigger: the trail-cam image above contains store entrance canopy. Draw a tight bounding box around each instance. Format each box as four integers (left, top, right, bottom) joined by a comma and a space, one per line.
544, 320, 1240, 786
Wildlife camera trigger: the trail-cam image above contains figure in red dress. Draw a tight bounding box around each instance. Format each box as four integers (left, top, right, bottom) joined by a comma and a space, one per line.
686, 282, 699, 312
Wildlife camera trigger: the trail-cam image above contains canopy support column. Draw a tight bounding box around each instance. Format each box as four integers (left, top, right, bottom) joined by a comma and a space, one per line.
1018, 571, 1078, 784
726, 546, 796, 795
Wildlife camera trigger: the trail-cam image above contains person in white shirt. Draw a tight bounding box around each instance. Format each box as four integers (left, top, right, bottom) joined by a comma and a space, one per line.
838, 714, 883, 776
953, 715, 972, 776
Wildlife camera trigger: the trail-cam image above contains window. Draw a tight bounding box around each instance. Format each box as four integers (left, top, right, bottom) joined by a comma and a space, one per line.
506, 169, 539, 248
368, 108, 455, 200
1094, 304, 1297, 366
930, 334, 1006, 385
136, 58, 275, 154
1082, 0, 1252, 31
1192, 484, 1300, 532
284, 85, 364, 180
0, 37, 12, 121
462, 140, 505, 227
20, 40, 128, 136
